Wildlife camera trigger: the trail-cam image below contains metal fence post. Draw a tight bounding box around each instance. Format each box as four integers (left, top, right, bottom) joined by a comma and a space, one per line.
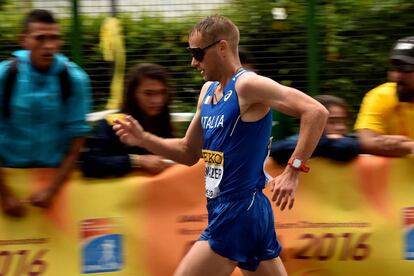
306, 0, 319, 96
71, 0, 83, 65
110, 0, 117, 16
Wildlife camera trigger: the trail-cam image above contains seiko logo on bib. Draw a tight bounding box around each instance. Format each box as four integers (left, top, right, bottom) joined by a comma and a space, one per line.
202, 149, 224, 198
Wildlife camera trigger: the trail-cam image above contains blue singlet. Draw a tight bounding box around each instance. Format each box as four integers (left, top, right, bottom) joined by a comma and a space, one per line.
199, 69, 281, 271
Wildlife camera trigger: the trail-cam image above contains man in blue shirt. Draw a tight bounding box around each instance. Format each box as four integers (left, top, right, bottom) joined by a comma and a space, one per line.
0, 9, 91, 217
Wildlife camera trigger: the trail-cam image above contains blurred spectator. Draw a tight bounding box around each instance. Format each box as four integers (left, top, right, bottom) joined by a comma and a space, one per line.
354, 36, 414, 157
388, 70, 398, 82
271, 94, 360, 164
81, 63, 174, 177
0, 9, 91, 217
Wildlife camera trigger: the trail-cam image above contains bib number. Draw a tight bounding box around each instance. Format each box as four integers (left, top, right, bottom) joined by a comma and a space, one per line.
202, 150, 224, 199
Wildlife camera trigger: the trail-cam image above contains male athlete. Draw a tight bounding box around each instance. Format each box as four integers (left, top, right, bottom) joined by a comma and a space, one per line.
114, 15, 328, 276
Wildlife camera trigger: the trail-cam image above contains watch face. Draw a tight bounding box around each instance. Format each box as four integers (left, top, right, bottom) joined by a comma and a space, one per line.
292, 159, 302, 168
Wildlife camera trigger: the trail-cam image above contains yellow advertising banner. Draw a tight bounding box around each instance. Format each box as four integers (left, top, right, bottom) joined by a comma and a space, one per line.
0, 156, 413, 275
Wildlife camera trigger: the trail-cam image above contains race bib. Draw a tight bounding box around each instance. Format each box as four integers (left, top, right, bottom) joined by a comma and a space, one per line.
202, 150, 224, 198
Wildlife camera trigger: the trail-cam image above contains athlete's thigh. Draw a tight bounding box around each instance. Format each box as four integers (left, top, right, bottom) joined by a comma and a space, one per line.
241, 257, 287, 276
174, 240, 237, 276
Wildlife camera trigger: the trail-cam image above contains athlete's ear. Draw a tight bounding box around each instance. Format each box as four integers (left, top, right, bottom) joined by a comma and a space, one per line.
219, 40, 228, 51
218, 40, 230, 59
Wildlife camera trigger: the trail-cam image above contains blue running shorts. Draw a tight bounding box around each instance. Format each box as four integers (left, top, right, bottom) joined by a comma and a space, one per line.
199, 188, 282, 271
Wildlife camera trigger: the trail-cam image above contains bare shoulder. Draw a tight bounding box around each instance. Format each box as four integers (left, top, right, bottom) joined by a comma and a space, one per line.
236, 72, 262, 89
196, 81, 214, 108
236, 72, 289, 103
200, 81, 213, 94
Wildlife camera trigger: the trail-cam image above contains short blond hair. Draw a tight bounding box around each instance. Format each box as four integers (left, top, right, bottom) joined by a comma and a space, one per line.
189, 15, 240, 50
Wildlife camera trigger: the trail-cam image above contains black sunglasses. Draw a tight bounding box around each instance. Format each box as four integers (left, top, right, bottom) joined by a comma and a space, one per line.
30, 34, 62, 42
389, 62, 414, 73
187, 40, 221, 62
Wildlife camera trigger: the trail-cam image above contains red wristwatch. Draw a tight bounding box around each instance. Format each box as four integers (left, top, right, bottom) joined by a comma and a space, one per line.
288, 158, 310, 173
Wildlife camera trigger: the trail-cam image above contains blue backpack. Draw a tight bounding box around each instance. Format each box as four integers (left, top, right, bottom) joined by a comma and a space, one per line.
2, 58, 71, 119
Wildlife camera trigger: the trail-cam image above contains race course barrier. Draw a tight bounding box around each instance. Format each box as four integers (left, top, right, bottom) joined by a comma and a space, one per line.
0, 155, 414, 275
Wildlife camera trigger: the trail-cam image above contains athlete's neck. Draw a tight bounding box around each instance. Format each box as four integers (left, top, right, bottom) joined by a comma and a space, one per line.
217, 65, 243, 90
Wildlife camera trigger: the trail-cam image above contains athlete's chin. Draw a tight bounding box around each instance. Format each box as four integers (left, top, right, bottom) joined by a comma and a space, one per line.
200, 70, 214, 81
202, 74, 214, 82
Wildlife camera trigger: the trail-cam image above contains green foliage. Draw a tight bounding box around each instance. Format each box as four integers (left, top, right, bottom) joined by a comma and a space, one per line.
1, 0, 414, 118
318, 0, 414, 115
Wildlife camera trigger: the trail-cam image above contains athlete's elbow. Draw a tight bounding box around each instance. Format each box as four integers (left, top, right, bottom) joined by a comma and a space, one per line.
183, 154, 201, 166
314, 105, 329, 123
178, 141, 202, 166
179, 149, 201, 166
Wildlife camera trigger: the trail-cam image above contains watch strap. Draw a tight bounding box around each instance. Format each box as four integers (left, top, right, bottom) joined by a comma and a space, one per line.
288, 157, 310, 173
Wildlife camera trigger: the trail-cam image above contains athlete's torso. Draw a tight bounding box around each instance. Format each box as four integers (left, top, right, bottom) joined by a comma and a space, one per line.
200, 69, 272, 199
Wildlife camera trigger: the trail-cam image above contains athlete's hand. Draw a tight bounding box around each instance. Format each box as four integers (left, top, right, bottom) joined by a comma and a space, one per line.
269, 166, 300, 211
113, 115, 145, 147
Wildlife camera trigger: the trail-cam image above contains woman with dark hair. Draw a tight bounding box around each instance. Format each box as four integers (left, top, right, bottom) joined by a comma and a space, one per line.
271, 94, 361, 164
81, 63, 174, 177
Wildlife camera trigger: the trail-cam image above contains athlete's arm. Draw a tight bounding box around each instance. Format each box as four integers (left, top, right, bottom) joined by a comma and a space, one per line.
236, 74, 328, 162
114, 82, 211, 166
236, 74, 328, 210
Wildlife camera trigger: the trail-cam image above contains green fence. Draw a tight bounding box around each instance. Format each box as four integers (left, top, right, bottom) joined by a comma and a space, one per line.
1, 0, 414, 122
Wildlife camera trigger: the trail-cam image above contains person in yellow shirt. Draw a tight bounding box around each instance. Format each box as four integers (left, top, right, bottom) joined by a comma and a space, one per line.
355, 36, 414, 157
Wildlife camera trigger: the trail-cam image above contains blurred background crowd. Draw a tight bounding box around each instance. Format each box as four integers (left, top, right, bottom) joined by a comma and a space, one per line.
1, 0, 414, 138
